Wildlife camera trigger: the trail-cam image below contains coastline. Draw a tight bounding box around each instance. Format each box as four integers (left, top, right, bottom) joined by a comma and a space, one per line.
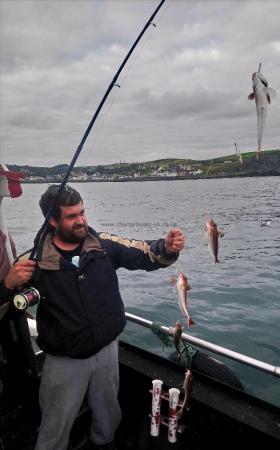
9, 150, 280, 183
22, 172, 280, 183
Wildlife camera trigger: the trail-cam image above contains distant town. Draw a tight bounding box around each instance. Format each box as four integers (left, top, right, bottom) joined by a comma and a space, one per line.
7, 149, 280, 183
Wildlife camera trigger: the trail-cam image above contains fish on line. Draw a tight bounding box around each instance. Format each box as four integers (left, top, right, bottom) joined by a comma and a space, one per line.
169, 320, 184, 361
248, 64, 276, 160
205, 218, 224, 263
171, 272, 195, 327
177, 369, 193, 418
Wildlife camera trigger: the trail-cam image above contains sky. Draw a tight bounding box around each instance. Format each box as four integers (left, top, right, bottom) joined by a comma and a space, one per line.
0, 0, 279, 167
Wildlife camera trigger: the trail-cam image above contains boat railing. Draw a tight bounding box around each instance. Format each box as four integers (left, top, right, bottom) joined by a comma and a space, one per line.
125, 312, 280, 378
30, 312, 280, 378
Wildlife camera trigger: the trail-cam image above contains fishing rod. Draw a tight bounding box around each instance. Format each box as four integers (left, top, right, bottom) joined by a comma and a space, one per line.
29, 0, 166, 260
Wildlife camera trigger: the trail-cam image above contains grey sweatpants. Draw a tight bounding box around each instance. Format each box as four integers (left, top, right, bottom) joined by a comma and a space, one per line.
35, 340, 121, 450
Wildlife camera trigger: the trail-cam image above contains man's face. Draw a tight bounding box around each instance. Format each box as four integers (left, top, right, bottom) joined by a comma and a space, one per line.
51, 201, 88, 243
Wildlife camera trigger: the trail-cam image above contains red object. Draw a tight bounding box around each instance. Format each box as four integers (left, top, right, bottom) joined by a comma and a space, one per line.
0, 169, 26, 198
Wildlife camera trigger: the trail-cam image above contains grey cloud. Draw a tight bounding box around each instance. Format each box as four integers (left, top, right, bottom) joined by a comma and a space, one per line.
0, 0, 279, 166
131, 82, 256, 124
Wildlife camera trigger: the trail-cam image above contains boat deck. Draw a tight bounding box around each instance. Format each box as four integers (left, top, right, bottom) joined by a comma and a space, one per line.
1, 322, 280, 450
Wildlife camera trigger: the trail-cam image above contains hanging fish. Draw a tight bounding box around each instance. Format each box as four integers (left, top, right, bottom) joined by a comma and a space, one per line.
171, 272, 195, 327
248, 64, 276, 160
205, 218, 224, 263
176, 369, 193, 418
169, 320, 184, 360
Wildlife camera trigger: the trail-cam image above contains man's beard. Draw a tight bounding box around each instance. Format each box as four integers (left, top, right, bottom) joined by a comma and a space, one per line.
55, 224, 88, 243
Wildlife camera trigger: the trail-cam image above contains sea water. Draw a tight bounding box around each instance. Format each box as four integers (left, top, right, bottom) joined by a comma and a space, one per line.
4, 176, 280, 407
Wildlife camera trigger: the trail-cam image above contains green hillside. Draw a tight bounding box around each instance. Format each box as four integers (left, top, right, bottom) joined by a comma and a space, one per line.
7, 149, 280, 180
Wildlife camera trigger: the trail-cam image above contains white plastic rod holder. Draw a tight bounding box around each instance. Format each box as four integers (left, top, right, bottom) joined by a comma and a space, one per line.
150, 379, 163, 436
168, 388, 180, 443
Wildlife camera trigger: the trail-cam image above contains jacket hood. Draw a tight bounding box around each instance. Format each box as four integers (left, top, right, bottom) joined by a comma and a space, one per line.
38, 227, 102, 270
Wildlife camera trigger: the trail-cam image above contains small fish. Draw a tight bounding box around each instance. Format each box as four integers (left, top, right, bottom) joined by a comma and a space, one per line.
205, 218, 224, 263
172, 272, 195, 327
248, 64, 276, 160
169, 320, 183, 360
177, 369, 193, 418
173, 320, 183, 355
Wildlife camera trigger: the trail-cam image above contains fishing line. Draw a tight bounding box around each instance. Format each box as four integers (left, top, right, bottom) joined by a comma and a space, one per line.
17, 187, 77, 290
90, 1, 172, 151
89, 87, 120, 147
119, 0, 171, 86
43, 187, 72, 240
34, 186, 82, 285
88, 35, 153, 151
154, 0, 173, 27
29, 0, 167, 260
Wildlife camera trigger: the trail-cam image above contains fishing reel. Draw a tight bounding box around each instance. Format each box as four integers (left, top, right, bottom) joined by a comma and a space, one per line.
13, 287, 40, 311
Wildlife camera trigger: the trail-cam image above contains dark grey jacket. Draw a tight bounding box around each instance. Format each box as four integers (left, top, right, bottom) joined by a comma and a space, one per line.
35, 227, 178, 358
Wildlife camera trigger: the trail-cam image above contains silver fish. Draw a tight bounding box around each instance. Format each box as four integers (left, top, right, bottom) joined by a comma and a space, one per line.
205, 218, 224, 263
173, 320, 183, 355
248, 65, 276, 160
177, 369, 193, 418
172, 272, 195, 327
168, 320, 183, 359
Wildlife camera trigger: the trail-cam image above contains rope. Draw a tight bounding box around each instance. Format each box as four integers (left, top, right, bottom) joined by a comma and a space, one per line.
151, 320, 197, 369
